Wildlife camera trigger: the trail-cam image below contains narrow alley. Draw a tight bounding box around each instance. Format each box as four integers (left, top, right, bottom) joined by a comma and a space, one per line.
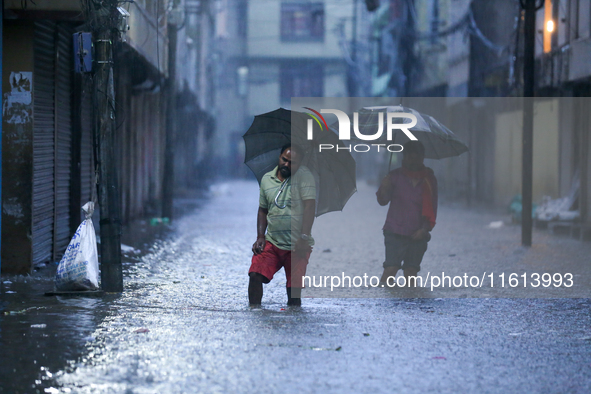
2, 181, 591, 393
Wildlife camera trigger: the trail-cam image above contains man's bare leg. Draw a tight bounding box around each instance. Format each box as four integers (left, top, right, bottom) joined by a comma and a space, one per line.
248, 272, 266, 305
380, 266, 399, 285
286, 287, 302, 306
403, 268, 419, 287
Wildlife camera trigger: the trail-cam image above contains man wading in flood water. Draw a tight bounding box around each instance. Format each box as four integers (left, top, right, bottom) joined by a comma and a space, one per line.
248, 144, 316, 306
376, 140, 438, 287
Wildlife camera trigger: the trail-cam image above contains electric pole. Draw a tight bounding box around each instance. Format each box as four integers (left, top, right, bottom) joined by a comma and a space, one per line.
162, 22, 178, 221
90, 1, 123, 291
520, 0, 543, 247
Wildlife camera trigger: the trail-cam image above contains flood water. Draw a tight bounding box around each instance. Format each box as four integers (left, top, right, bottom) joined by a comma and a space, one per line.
2, 181, 591, 393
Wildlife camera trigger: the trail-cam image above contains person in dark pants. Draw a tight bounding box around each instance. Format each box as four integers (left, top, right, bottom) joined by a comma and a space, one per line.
248, 144, 316, 306
376, 140, 438, 287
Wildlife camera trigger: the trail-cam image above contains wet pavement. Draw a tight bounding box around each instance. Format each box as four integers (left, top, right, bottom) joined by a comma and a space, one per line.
2, 181, 591, 393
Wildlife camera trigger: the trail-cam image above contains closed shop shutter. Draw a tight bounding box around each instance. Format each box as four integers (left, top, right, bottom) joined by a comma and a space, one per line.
54, 23, 73, 260
32, 21, 73, 267
32, 20, 56, 267
80, 78, 94, 208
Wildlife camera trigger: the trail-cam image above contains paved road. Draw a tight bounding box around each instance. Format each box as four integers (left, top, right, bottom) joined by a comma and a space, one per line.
2, 181, 591, 393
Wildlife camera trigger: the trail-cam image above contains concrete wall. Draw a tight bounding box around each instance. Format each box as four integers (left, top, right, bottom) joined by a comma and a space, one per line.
247, 63, 281, 116
558, 98, 576, 199
493, 99, 560, 206
1, 21, 35, 274
324, 63, 348, 97
127, 1, 169, 77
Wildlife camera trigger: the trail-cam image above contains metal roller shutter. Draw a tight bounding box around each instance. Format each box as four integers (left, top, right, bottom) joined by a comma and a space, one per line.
33, 20, 56, 267
80, 78, 94, 208
32, 21, 73, 267
54, 23, 73, 260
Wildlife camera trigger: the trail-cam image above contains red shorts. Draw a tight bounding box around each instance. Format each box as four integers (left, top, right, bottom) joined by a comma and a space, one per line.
249, 241, 310, 288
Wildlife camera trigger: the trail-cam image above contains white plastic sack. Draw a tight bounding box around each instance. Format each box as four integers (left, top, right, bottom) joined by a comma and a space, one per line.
55, 202, 99, 291
536, 196, 581, 222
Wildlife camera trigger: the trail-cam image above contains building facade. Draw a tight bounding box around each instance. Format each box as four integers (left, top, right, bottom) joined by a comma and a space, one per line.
1, 0, 213, 274
365, 0, 591, 231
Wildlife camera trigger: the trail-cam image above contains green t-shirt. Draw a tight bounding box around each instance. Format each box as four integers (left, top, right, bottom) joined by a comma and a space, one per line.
259, 165, 316, 250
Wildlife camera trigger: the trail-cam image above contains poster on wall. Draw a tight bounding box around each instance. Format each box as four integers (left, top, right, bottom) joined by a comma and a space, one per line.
2, 71, 32, 124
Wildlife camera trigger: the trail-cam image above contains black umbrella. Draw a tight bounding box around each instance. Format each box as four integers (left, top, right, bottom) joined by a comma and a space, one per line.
243, 108, 357, 217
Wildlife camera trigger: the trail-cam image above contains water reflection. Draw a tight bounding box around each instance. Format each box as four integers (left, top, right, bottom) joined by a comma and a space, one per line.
0, 281, 110, 392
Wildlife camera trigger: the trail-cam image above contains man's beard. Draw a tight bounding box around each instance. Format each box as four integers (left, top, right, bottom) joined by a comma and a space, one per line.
279, 166, 291, 179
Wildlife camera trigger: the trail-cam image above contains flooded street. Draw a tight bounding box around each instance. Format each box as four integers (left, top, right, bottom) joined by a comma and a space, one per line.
4, 0, 591, 392
2, 181, 591, 393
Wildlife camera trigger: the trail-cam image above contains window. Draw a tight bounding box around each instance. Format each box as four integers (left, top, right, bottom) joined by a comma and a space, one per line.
280, 64, 324, 102
281, 2, 325, 42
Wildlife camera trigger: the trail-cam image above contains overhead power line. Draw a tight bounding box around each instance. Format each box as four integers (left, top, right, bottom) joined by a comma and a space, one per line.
389, 2, 507, 56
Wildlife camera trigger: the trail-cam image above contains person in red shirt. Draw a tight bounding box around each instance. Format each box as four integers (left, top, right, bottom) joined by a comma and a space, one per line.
376, 140, 438, 287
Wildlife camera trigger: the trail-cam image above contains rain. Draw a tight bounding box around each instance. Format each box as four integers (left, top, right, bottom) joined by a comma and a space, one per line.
2, 0, 591, 393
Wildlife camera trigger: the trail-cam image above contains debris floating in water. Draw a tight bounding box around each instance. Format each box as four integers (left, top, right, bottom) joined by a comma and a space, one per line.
488, 221, 504, 229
